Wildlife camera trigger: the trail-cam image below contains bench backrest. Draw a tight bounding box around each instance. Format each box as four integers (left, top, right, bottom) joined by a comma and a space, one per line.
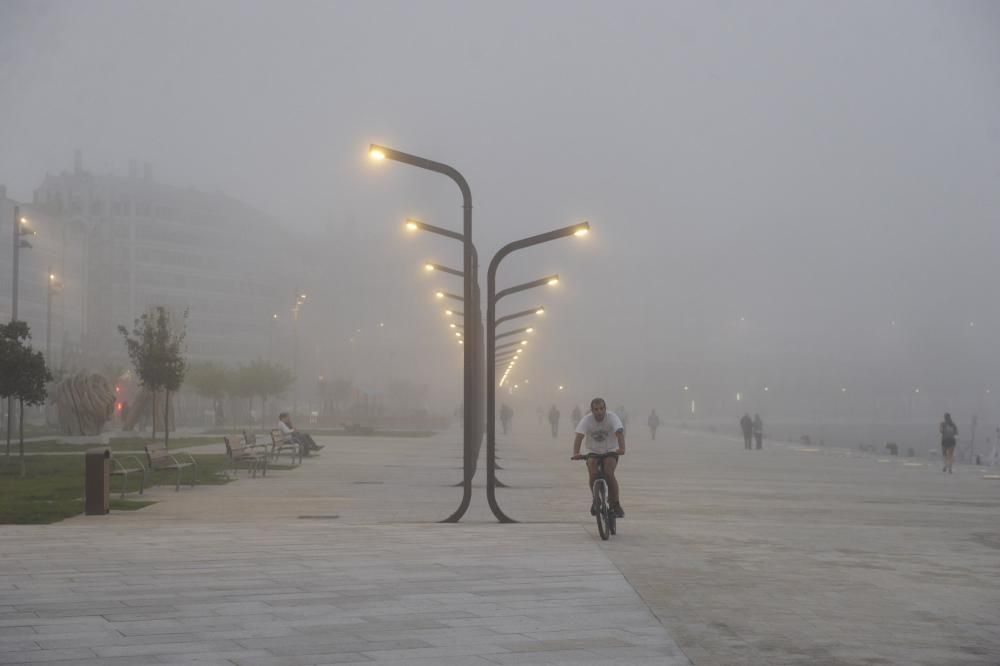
270, 429, 291, 445
145, 442, 171, 468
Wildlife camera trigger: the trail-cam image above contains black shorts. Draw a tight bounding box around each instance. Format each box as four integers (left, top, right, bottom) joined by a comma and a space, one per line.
586, 452, 619, 462
941, 439, 956, 453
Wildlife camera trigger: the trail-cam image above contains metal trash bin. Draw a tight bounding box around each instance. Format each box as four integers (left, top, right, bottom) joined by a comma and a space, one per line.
85, 448, 111, 515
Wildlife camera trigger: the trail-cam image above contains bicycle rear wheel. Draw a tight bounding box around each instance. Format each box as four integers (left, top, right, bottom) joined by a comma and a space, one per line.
594, 480, 609, 540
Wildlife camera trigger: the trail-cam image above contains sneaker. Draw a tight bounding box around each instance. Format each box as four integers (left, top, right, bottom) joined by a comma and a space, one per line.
314, 444, 325, 451
590, 498, 599, 516
612, 503, 625, 518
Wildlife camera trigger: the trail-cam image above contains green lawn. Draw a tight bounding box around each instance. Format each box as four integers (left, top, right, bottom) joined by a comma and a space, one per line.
12, 437, 225, 454
0, 453, 231, 524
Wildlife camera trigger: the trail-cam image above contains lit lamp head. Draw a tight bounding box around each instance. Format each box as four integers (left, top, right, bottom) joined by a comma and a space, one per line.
435, 292, 445, 299
369, 145, 386, 161
573, 221, 591, 236
405, 220, 419, 231
425, 263, 435, 272
547, 277, 559, 286
535, 308, 545, 315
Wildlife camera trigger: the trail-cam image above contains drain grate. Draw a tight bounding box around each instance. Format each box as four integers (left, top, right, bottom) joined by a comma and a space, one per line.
298, 515, 340, 520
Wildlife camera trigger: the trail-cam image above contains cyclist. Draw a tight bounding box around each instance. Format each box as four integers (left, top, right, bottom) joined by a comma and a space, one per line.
571, 397, 626, 518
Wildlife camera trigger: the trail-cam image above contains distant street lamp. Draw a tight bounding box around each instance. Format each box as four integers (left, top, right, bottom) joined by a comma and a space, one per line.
496, 326, 534, 341
435, 291, 464, 302
46, 268, 63, 366
486, 221, 590, 522
269, 313, 278, 361
424, 262, 463, 277
495, 306, 544, 329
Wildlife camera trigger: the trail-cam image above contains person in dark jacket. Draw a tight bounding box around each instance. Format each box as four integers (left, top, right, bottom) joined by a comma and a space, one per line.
740, 413, 753, 450
940, 413, 958, 473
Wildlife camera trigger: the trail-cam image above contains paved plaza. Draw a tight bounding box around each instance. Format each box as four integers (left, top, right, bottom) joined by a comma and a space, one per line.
1, 423, 998, 665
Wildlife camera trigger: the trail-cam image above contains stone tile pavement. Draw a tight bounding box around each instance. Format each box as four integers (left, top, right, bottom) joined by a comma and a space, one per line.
2, 422, 999, 665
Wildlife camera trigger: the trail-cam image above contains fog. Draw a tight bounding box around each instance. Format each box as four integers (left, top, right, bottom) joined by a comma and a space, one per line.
1, 1, 998, 431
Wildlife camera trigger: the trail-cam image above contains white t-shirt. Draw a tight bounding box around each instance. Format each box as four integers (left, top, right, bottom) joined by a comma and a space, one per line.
575, 411, 624, 454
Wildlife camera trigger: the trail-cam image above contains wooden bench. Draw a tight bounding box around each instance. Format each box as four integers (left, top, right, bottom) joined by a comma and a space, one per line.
224, 435, 268, 478
269, 429, 302, 465
145, 442, 197, 491
109, 455, 147, 499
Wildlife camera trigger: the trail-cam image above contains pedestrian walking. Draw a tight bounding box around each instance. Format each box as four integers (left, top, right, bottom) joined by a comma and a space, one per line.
548, 404, 560, 438
740, 413, 753, 450
500, 403, 513, 435
648, 409, 661, 440
940, 413, 958, 473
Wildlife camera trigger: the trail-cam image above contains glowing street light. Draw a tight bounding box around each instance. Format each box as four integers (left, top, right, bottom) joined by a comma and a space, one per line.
424, 262, 463, 277
494, 306, 546, 329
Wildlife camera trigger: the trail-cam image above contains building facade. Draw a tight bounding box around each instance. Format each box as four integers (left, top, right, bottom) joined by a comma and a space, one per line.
1, 153, 296, 372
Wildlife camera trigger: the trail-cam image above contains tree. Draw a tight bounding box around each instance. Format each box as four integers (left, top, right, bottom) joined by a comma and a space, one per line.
251, 360, 294, 424
231, 360, 294, 426
185, 362, 231, 427
118, 307, 188, 448
0, 322, 52, 476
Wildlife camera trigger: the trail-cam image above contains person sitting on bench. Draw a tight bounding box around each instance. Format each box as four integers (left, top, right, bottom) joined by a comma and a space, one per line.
278, 412, 323, 453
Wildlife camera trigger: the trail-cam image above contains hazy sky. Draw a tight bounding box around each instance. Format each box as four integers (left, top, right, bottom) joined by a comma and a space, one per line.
2, 1, 998, 418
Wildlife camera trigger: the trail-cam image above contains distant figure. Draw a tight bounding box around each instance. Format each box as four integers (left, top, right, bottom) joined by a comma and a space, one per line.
885, 442, 899, 456
536, 405, 544, 425
500, 403, 513, 435
616, 406, 629, 436
740, 413, 753, 450
548, 404, 560, 438
647, 409, 661, 440
939, 413, 958, 473
992, 429, 1000, 467
752, 414, 763, 450
571, 405, 582, 425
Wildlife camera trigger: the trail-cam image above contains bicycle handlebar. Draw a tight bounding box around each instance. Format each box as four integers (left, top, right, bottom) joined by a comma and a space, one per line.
572, 450, 624, 460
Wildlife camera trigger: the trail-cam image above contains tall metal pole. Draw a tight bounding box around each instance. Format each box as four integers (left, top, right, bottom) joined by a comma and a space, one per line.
371, 145, 478, 523
292, 291, 299, 417
45, 266, 53, 363
7, 206, 21, 456
11, 206, 19, 322
486, 223, 589, 522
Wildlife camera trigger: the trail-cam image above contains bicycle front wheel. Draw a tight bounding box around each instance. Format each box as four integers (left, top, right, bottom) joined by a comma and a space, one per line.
594, 480, 609, 540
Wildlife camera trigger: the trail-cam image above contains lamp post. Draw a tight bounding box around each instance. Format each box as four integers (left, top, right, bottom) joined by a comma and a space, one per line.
486, 222, 590, 522
8, 206, 34, 452
373, 145, 480, 523
45, 268, 63, 366
292, 292, 306, 416
269, 313, 278, 362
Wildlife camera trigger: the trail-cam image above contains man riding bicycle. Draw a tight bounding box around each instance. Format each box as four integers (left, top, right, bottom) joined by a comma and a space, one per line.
571, 397, 626, 518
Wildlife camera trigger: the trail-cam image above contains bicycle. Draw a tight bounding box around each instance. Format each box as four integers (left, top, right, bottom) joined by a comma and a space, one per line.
573, 452, 620, 540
